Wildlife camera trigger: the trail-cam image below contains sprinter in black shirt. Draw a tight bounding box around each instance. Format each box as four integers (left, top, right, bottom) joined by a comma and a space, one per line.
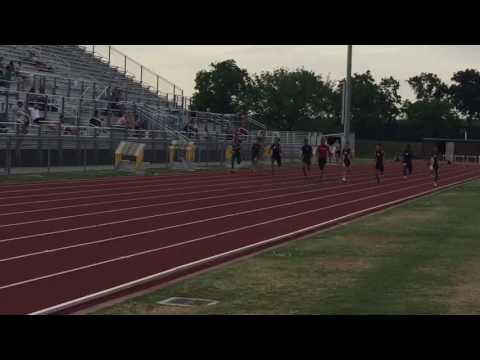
301, 138, 313, 177
430, 147, 440, 187
270, 138, 282, 175
375, 144, 385, 184
402, 144, 413, 179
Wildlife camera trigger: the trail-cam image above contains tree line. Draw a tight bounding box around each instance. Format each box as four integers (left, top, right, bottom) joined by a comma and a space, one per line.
190, 59, 480, 140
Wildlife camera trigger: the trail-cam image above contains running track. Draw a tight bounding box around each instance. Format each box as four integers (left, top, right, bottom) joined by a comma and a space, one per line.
0, 161, 478, 314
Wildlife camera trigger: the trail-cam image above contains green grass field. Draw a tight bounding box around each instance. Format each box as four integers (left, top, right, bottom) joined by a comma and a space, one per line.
95, 180, 480, 315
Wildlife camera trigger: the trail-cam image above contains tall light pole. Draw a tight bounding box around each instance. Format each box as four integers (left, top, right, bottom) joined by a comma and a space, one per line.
342, 45, 352, 148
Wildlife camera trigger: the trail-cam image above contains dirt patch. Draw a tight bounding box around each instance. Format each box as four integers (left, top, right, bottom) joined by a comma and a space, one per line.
449, 262, 480, 314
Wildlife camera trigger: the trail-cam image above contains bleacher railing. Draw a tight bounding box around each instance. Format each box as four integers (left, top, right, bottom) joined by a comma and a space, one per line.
81, 45, 190, 110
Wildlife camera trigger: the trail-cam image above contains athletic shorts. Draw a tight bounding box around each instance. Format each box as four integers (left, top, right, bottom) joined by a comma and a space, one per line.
302, 157, 312, 166
318, 158, 327, 170
375, 162, 384, 172
403, 161, 412, 174
343, 159, 351, 168
272, 156, 282, 167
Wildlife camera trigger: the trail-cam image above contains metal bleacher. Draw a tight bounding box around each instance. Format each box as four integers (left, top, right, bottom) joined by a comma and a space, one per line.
0, 45, 268, 144
0, 45, 191, 134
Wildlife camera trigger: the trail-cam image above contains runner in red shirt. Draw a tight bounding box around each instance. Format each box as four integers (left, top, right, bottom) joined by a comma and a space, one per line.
317, 137, 332, 179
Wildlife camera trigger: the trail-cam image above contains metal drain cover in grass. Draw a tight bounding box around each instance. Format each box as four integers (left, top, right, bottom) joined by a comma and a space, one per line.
157, 297, 218, 307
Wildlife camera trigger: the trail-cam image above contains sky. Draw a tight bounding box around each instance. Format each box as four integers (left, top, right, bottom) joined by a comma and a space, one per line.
113, 45, 480, 100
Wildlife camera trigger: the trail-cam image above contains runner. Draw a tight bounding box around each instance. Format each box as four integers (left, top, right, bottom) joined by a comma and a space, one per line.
317, 137, 332, 179
251, 139, 262, 172
230, 130, 242, 173
430, 147, 440, 187
402, 144, 413, 179
270, 137, 282, 175
375, 143, 385, 184
301, 138, 313, 177
341, 144, 352, 182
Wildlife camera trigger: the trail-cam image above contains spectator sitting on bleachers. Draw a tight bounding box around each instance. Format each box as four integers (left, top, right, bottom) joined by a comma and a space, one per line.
60, 114, 79, 136
27, 87, 43, 108
12, 101, 30, 134
114, 113, 127, 127
126, 112, 136, 129
89, 111, 104, 127
135, 116, 145, 130
28, 104, 44, 124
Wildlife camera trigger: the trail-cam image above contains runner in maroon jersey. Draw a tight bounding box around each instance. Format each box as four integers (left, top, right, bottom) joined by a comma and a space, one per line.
317, 137, 332, 179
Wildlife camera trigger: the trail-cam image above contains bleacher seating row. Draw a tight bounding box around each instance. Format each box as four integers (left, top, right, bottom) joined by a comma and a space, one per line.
0, 45, 265, 140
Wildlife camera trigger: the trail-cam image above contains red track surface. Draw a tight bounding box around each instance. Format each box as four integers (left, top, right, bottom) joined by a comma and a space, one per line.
0, 161, 478, 314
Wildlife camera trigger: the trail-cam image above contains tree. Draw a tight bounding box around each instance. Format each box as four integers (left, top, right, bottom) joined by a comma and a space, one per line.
450, 68, 480, 131
378, 76, 402, 124
191, 59, 251, 113
407, 73, 450, 101
401, 72, 464, 140
336, 71, 401, 139
402, 98, 462, 139
248, 68, 336, 131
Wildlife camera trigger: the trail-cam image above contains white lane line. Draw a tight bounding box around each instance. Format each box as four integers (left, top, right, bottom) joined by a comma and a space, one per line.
0, 171, 475, 264
0, 172, 258, 194
0, 169, 410, 228
0, 167, 452, 218
0, 163, 387, 202
0, 169, 228, 191
0, 170, 448, 245
0, 177, 305, 214
0, 171, 338, 217
0, 171, 309, 201
0, 168, 297, 195
0, 171, 314, 207
27, 174, 479, 315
